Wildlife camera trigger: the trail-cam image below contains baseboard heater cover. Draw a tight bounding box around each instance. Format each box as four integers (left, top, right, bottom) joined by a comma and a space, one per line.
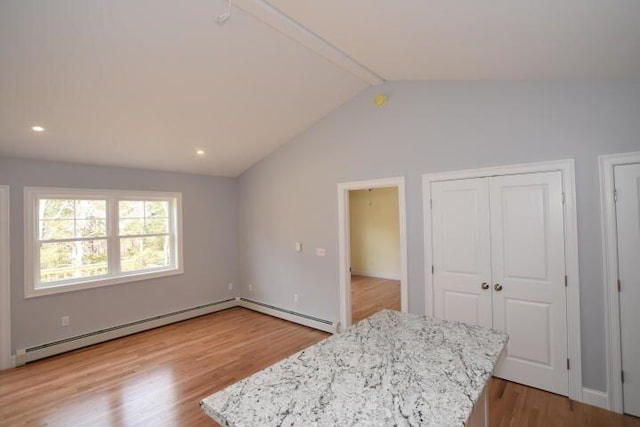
238, 297, 338, 334
14, 296, 338, 366
16, 298, 237, 366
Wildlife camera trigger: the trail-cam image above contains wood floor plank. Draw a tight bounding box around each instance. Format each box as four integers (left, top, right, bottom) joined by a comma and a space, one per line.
489, 378, 640, 427
0, 308, 326, 427
1, 307, 638, 426
351, 275, 401, 324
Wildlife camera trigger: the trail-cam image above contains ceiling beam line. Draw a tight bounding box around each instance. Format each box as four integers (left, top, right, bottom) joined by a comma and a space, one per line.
233, 0, 384, 86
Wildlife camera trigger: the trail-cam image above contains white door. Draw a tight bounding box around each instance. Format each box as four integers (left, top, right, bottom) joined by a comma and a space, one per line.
490, 171, 568, 396
431, 179, 492, 328
430, 171, 569, 396
615, 163, 640, 417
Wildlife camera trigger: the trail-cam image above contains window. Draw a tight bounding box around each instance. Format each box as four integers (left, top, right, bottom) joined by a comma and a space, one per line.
25, 188, 183, 297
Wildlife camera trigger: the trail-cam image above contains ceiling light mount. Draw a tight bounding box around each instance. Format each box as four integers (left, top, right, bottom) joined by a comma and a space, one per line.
374, 94, 388, 107
196, 149, 205, 156
31, 125, 45, 132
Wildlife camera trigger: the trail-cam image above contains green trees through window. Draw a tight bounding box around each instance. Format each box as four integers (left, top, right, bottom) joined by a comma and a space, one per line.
34, 194, 178, 288
118, 200, 171, 273
39, 199, 108, 282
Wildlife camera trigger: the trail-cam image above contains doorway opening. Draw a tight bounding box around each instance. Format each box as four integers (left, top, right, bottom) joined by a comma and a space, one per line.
349, 187, 401, 323
423, 159, 582, 401
338, 177, 408, 331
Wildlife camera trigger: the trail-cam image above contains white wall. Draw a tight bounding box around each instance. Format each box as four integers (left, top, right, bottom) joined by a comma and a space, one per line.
237, 80, 640, 392
0, 156, 238, 353
349, 187, 400, 279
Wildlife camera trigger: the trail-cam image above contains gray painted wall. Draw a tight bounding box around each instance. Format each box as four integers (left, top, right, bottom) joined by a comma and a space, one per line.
0, 156, 238, 353
237, 80, 640, 392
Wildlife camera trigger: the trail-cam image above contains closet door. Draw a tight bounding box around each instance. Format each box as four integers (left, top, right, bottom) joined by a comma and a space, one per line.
614, 163, 640, 417
490, 171, 568, 395
431, 178, 492, 328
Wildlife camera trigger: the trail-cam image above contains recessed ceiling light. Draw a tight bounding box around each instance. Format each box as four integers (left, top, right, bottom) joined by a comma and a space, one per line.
31, 126, 45, 132
196, 149, 205, 156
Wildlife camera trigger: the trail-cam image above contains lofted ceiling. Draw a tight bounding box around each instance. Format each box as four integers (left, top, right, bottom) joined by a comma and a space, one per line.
0, 0, 367, 177
269, 0, 640, 80
2, 1, 640, 176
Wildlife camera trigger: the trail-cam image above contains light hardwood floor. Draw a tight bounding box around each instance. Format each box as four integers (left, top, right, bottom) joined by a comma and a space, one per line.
1, 307, 638, 426
0, 308, 325, 427
351, 274, 401, 323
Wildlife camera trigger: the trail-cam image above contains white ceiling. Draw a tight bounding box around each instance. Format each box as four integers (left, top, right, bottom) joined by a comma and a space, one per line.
0, 0, 367, 177
269, 0, 640, 80
2, 1, 639, 176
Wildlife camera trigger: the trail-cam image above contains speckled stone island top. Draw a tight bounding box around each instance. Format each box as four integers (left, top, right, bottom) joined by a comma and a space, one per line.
201, 310, 508, 427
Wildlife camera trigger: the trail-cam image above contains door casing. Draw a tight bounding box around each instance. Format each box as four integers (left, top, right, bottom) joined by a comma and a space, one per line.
423, 159, 582, 402
599, 151, 640, 413
0, 185, 11, 370
338, 176, 408, 331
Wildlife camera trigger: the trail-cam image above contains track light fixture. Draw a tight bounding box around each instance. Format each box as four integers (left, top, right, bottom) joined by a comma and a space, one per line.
216, 0, 232, 24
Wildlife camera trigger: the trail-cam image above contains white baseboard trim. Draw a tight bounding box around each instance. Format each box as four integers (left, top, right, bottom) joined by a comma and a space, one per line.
10, 296, 339, 368
15, 298, 237, 366
351, 270, 401, 281
237, 297, 339, 334
581, 387, 609, 410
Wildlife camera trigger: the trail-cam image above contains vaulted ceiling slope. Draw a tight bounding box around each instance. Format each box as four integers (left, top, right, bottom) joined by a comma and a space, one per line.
2, 1, 640, 177
0, 0, 367, 177
269, 0, 640, 80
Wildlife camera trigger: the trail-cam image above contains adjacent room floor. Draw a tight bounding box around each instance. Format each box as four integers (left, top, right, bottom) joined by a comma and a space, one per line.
0, 308, 638, 427
351, 274, 401, 324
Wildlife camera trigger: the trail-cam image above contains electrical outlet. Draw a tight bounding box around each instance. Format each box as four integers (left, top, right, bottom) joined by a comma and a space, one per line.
294, 293, 299, 303
295, 242, 302, 252
61, 316, 70, 327
248, 284, 253, 292
228, 282, 233, 290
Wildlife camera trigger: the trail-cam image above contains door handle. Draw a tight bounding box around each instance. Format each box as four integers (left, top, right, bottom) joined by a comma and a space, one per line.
494, 283, 503, 291
481, 282, 489, 290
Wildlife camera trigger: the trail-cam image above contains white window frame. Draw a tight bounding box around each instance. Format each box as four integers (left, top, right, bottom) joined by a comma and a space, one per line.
24, 187, 183, 298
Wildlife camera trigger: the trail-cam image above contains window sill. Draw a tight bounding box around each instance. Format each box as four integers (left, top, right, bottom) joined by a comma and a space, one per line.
24, 267, 184, 298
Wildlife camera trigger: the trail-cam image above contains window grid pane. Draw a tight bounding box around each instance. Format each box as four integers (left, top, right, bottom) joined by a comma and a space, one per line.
32, 191, 179, 292
120, 235, 171, 272
38, 199, 107, 240
40, 238, 109, 283
118, 200, 170, 236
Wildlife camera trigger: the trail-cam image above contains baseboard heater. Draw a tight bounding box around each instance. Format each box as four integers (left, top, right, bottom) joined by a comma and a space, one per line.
15, 298, 237, 366
237, 297, 339, 334
14, 296, 338, 366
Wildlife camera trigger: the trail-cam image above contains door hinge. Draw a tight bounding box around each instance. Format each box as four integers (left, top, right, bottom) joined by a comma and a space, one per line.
564, 275, 568, 287
431, 265, 435, 274
567, 358, 570, 370
622, 370, 625, 383
617, 279, 621, 293
562, 192, 566, 205
614, 189, 618, 203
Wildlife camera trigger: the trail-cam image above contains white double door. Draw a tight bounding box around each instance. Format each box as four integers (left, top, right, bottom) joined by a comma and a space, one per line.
615, 163, 640, 417
431, 171, 568, 396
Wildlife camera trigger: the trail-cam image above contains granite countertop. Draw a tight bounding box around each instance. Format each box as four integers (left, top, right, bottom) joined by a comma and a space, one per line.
201, 310, 508, 427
